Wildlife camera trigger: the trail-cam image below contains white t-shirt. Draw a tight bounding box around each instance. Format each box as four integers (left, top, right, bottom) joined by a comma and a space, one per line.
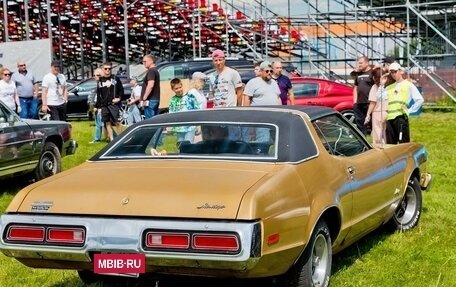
0, 80, 17, 110
211, 67, 243, 107
243, 77, 281, 106
187, 87, 207, 109
42, 73, 66, 106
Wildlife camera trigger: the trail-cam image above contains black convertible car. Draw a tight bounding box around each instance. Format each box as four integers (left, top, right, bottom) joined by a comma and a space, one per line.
0, 101, 77, 181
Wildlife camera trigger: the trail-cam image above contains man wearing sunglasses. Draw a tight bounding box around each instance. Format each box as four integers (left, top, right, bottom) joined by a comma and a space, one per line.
41, 60, 67, 121
95, 62, 124, 142
242, 61, 280, 142
242, 61, 281, 106
11, 61, 39, 119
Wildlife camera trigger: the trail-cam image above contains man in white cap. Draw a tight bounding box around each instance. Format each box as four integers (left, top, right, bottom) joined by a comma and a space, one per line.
242, 61, 281, 142
210, 49, 243, 107
382, 62, 424, 144
243, 61, 281, 106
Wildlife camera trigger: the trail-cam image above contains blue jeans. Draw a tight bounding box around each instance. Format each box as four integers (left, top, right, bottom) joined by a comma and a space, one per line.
127, 104, 142, 125
143, 100, 159, 119
176, 130, 196, 144
19, 97, 38, 119
93, 111, 103, 141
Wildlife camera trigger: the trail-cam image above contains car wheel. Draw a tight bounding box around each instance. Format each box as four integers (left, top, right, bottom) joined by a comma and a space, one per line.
340, 109, 355, 125
388, 177, 422, 231
280, 220, 332, 287
119, 104, 129, 126
35, 142, 61, 180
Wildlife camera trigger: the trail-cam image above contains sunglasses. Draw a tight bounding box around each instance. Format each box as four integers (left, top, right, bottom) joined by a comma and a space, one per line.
264, 70, 273, 74
104, 67, 112, 70
214, 75, 219, 85
3, 73, 11, 76
390, 70, 398, 74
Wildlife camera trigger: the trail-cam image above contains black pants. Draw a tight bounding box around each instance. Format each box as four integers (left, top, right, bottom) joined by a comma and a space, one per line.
386, 115, 410, 144
354, 103, 369, 135
49, 104, 67, 121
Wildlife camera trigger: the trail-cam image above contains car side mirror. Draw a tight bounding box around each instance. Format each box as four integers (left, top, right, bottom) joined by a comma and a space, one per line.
8, 114, 16, 125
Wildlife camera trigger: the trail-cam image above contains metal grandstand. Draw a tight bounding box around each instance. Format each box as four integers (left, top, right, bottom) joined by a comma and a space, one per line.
1, 0, 455, 101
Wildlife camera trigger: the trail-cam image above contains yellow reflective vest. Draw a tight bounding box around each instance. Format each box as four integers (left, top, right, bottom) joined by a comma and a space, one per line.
386, 81, 410, 120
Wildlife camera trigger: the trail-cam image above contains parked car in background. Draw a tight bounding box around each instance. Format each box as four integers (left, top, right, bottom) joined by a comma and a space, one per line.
0, 106, 431, 287
291, 77, 355, 122
38, 77, 132, 120
0, 101, 77, 181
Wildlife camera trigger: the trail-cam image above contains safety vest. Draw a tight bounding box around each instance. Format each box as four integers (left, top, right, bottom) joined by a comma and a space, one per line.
386, 81, 410, 120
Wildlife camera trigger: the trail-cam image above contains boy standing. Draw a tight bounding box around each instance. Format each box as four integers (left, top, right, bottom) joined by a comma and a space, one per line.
168, 78, 199, 143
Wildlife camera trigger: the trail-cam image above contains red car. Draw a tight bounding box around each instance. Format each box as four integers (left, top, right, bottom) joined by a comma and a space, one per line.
290, 77, 355, 122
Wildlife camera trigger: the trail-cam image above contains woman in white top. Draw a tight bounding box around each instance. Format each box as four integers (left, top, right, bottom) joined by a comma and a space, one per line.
364, 67, 393, 145
0, 68, 21, 114
186, 72, 207, 109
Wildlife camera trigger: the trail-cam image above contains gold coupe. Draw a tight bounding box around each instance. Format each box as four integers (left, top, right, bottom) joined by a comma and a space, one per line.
0, 106, 431, 287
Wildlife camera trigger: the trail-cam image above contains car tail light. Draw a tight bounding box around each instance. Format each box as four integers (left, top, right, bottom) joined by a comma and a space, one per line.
143, 230, 241, 254
47, 227, 85, 244
145, 232, 190, 249
4, 224, 85, 246
6, 225, 45, 242
192, 233, 239, 252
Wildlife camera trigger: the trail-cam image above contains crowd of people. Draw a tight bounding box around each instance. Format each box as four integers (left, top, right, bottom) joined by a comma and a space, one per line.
0, 49, 424, 147
352, 55, 424, 145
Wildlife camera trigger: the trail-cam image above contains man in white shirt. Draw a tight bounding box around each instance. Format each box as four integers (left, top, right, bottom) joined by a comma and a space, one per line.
41, 60, 67, 121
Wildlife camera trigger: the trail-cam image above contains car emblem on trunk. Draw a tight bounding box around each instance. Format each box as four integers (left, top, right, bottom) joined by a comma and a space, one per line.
31, 201, 53, 212
197, 203, 226, 210
121, 198, 130, 205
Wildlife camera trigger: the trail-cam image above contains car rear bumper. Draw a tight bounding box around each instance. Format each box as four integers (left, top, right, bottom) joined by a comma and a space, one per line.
0, 214, 261, 275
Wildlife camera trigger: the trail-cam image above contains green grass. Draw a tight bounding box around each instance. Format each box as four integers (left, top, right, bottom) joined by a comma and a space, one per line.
1, 113, 456, 286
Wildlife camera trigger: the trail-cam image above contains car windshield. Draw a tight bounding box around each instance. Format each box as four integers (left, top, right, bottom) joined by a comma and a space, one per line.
101, 123, 278, 160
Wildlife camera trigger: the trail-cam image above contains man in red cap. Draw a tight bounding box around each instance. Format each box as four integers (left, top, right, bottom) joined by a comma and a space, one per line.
210, 49, 243, 107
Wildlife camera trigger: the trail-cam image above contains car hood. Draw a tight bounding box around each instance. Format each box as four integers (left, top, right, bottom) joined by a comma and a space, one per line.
10, 161, 276, 219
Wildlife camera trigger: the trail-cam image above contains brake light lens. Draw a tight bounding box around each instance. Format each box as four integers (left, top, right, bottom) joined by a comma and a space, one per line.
47, 227, 85, 244
6, 226, 45, 242
146, 232, 190, 249
4, 224, 85, 246
193, 233, 239, 251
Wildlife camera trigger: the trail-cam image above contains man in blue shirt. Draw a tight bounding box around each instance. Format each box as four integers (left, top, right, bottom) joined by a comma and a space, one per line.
272, 61, 295, 105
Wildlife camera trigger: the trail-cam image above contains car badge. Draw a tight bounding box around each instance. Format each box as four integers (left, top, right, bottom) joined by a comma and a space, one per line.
197, 203, 226, 210
121, 197, 130, 205
31, 201, 53, 212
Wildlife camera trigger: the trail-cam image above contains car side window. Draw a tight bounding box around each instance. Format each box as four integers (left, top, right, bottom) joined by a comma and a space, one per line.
159, 65, 184, 81
312, 114, 370, 156
293, 83, 318, 98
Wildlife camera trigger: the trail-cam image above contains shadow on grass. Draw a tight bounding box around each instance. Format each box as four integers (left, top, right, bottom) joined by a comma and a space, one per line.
0, 173, 35, 195
332, 225, 391, 275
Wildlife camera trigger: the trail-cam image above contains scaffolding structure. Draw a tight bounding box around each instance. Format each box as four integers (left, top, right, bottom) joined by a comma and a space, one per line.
1, 0, 455, 101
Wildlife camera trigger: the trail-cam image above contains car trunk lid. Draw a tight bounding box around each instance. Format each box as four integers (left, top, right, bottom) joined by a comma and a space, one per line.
14, 161, 275, 219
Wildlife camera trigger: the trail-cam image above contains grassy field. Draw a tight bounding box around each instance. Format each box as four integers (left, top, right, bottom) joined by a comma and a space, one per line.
0, 112, 455, 287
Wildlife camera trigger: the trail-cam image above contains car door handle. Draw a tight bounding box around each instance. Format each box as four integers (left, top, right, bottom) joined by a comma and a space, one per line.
347, 166, 356, 174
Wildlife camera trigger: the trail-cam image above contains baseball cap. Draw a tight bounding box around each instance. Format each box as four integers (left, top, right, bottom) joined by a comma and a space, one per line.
51, 60, 61, 67
383, 56, 395, 64
211, 49, 225, 59
259, 61, 272, 70
192, 71, 207, 80
388, 62, 403, 72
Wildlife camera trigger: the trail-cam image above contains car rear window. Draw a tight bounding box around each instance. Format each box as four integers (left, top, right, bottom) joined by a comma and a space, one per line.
101, 123, 278, 160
